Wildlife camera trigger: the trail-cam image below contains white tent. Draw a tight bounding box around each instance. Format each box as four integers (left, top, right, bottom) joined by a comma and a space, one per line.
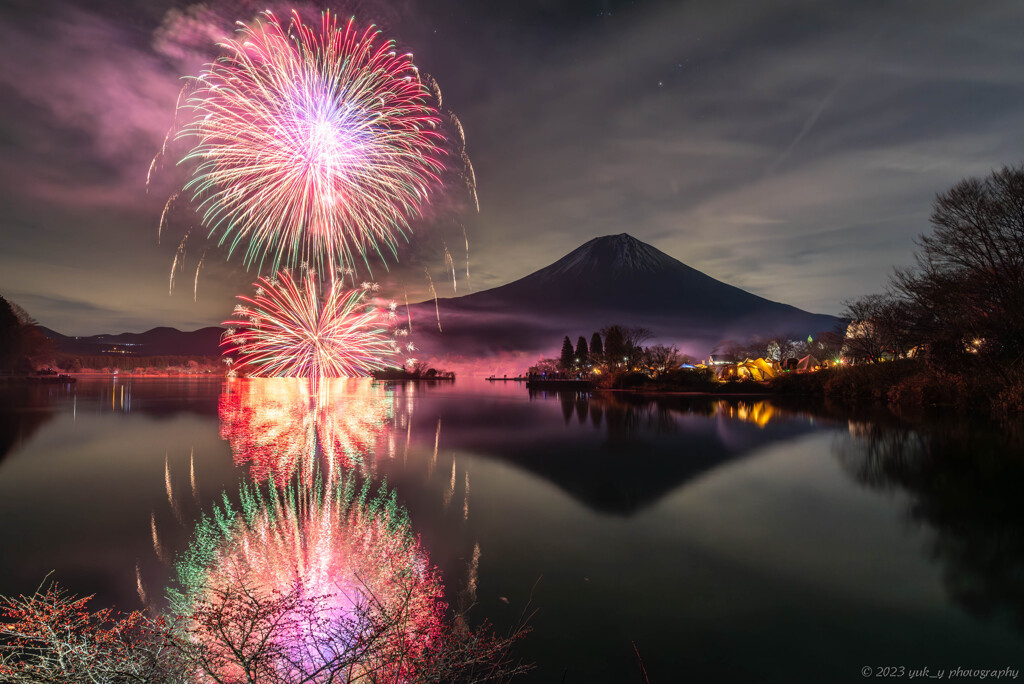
796, 355, 821, 373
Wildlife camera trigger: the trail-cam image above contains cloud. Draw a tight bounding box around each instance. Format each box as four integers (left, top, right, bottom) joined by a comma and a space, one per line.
450, 0, 1024, 315
2, 0, 1024, 336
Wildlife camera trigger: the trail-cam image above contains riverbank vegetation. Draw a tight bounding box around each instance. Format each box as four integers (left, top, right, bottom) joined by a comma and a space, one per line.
822, 164, 1024, 415
539, 164, 1024, 415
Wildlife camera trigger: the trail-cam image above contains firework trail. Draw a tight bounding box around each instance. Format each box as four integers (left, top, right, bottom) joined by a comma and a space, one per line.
461, 542, 481, 608
193, 250, 206, 302
164, 454, 172, 504
158, 193, 177, 244
177, 10, 446, 276
423, 73, 443, 110
461, 150, 480, 212
151, 511, 169, 564
423, 268, 442, 332
443, 242, 457, 294
450, 112, 466, 149
223, 270, 397, 378
189, 447, 199, 502
169, 232, 189, 295
148, 85, 190, 194
432, 417, 442, 478
146, 156, 159, 193
404, 287, 413, 334
169, 474, 445, 681
461, 223, 472, 292
446, 112, 479, 212
164, 454, 184, 526
136, 562, 148, 605
444, 457, 456, 508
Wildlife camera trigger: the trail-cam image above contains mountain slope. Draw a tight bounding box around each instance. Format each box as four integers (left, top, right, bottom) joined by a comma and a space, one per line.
408, 233, 838, 358
40, 326, 224, 356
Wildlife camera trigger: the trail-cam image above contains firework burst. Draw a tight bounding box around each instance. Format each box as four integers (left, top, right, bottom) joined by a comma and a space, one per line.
179, 10, 445, 275
223, 270, 396, 378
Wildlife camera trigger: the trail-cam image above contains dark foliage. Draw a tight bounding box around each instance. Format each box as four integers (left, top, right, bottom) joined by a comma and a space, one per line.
574, 336, 588, 365
558, 336, 575, 370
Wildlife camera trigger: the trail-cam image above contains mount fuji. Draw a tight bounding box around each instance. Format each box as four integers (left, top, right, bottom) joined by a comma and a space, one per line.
407, 233, 839, 359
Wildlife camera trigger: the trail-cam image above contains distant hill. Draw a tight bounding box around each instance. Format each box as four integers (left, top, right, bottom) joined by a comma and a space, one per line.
407, 233, 839, 359
40, 326, 224, 357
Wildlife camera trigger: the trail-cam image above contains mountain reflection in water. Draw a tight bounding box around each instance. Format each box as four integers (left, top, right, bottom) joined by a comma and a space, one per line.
1, 379, 1024, 682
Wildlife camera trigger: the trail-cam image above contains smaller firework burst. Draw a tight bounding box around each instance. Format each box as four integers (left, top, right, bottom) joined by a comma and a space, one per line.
223, 270, 396, 378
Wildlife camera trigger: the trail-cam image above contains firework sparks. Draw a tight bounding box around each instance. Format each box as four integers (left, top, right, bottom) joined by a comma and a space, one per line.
177, 10, 446, 276
223, 270, 397, 378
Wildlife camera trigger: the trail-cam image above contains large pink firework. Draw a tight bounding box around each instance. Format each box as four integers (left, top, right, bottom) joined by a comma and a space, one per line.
223, 270, 396, 377
180, 10, 445, 275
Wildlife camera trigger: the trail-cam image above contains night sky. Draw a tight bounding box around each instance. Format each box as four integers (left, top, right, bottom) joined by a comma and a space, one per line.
2, 0, 1023, 335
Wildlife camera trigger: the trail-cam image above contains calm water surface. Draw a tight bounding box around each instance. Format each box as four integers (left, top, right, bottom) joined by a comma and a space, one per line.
0, 378, 1022, 682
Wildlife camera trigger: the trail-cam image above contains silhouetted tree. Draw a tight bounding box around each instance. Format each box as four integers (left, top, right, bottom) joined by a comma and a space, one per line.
622, 327, 653, 367
559, 336, 575, 370
574, 336, 588, 367
589, 332, 603, 361
0, 296, 19, 373
602, 326, 626, 367
892, 164, 1024, 376
641, 344, 683, 377
840, 293, 910, 363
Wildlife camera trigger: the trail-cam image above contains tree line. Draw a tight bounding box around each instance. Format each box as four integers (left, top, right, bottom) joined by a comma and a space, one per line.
537, 325, 693, 379
837, 163, 1024, 411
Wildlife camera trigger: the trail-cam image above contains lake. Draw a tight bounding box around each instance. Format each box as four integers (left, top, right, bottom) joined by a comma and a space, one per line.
1, 377, 1022, 682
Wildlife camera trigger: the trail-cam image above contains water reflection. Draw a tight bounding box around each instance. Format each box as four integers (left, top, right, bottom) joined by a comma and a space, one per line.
467, 391, 830, 513
171, 378, 454, 681
171, 473, 444, 682
836, 418, 1024, 631
541, 389, 793, 432
0, 384, 59, 464
218, 378, 398, 484
6, 379, 1024, 681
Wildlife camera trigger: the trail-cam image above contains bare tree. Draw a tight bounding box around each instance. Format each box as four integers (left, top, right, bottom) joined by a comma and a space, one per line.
893, 164, 1024, 374
641, 344, 683, 377
840, 292, 911, 363
0, 579, 186, 684
174, 567, 531, 684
